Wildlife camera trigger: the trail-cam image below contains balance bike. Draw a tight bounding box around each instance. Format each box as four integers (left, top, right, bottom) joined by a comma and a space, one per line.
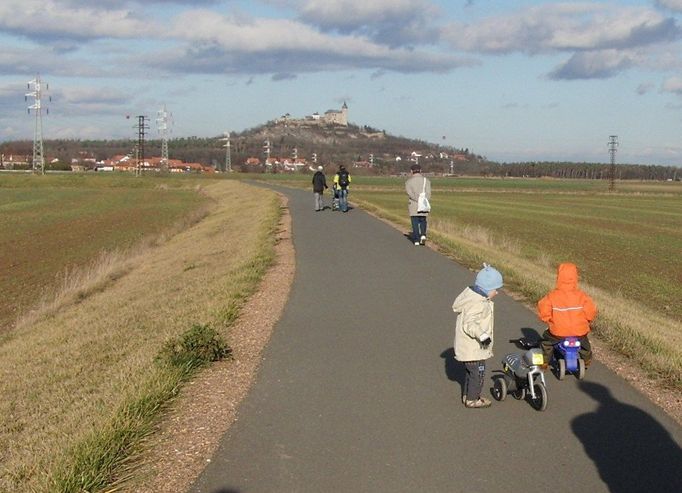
492, 338, 548, 412
553, 336, 586, 380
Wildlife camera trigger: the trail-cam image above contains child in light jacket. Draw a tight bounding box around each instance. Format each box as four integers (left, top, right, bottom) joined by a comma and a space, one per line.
452, 264, 503, 409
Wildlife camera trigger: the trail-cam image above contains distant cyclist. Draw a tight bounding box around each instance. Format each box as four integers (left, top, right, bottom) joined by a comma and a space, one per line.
333, 165, 352, 212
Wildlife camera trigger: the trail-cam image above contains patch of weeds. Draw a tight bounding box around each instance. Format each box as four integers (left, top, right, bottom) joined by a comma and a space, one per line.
156, 324, 231, 373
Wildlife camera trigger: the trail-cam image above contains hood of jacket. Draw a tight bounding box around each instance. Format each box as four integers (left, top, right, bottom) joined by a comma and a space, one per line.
452, 286, 486, 313
555, 262, 578, 291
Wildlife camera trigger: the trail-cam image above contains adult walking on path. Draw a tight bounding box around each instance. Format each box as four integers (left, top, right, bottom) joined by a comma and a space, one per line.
191, 183, 682, 493
333, 165, 351, 212
405, 163, 431, 245
311, 165, 328, 211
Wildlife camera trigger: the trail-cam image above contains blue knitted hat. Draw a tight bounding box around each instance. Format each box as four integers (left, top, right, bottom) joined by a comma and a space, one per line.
475, 263, 503, 294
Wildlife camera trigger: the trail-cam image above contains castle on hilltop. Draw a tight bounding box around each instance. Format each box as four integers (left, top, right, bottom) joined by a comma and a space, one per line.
276, 102, 348, 127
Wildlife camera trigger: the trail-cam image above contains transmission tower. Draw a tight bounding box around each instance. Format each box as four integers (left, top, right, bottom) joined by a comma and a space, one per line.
156, 105, 172, 172
263, 139, 272, 171
219, 132, 232, 172
25, 75, 50, 174
134, 115, 149, 176
608, 135, 618, 191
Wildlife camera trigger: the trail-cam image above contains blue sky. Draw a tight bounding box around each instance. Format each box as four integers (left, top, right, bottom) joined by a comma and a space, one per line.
2, 0, 682, 165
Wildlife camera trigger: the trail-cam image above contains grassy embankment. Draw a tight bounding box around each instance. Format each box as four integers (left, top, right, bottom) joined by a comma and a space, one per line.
0, 175, 281, 492
253, 173, 682, 388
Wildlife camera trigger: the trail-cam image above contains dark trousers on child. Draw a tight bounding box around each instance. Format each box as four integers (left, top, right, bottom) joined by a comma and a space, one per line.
463, 360, 486, 402
541, 329, 592, 365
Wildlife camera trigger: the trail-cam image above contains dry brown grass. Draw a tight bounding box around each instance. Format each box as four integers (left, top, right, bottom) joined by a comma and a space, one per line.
0, 180, 280, 492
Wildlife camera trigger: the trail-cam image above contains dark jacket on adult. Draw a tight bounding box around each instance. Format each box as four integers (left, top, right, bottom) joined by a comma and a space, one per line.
312, 171, 328, 193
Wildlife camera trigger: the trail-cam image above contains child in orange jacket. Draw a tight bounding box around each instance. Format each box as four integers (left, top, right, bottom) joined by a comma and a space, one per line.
537, 263, 597, 367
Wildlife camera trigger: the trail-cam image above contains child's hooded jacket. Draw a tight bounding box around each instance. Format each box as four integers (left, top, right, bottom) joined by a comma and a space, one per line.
452, 287, 494, 362
537, 263, 597, 337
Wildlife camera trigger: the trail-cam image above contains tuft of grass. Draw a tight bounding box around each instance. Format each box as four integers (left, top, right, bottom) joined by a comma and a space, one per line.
157, 324, 231, 372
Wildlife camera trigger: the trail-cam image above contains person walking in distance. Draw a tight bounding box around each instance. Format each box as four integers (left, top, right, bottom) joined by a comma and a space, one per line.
405, 164, 431, 245
333, 165, 351, 212
312, 165, 328, 211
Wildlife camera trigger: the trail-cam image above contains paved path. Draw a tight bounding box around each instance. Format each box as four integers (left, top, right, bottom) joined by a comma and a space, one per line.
191, 184, 682, 493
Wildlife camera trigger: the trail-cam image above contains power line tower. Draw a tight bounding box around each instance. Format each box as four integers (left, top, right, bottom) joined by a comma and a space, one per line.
263, 139, 272, 171
219, 132, 232, 172
25, 75, 50, 174
156, 105, 172, 172
608, 135, 618, 191
134, 115, 149, 176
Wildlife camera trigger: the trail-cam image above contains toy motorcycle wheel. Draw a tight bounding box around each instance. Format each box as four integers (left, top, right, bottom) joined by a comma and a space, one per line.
513, 387, 526, 400
577, 359, 586, 380
557, 359, 566, 380
529, 382, 548, 412
492, 376, 507, 401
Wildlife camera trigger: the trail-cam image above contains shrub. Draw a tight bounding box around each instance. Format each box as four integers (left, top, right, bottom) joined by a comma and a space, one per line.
157, 324, 231, 372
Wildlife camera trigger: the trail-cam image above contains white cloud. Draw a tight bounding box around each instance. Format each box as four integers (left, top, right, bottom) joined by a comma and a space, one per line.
656, 1, 682, 12
0, 0, 151, 41
548, 49, 636, 80
637, 82, 655, 95
161, 9, 474, 74
296, 0, 440, 44
442, 4, 679, 54
661, 76, 682, 94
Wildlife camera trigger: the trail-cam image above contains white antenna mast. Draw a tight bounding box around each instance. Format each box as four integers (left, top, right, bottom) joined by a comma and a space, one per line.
156, 104, 172, 172
26, 74, 50, 174
219, 131, 232, 172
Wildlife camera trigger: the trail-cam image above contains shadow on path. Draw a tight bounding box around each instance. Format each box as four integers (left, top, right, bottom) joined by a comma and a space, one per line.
440, 347, 466, 399
572, 381, 682, 492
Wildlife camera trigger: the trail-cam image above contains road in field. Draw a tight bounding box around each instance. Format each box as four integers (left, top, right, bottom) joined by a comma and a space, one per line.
191, 184, 682, 493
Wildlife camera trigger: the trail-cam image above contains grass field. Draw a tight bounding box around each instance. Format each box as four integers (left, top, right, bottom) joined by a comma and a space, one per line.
254, 173, 682, 387
0, 175, 281, 492
0, 173, 211, 331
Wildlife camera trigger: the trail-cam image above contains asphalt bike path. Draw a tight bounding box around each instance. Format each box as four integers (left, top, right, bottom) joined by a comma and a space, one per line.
191, 184, 682, 493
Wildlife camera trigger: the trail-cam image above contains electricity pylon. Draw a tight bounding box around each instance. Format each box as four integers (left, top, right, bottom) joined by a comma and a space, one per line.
26, 75, 50, 174
156, 105, 172, 172
608, 135, 618, 191
219, 132, 232, 172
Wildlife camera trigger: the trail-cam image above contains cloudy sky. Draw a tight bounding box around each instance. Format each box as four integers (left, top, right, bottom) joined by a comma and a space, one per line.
2, 0, 682, 165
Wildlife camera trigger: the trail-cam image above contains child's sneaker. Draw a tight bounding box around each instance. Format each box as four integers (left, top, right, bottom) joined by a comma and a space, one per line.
420, 235, 426, 245
414, 241, 421, 246
465, 398, 491, 409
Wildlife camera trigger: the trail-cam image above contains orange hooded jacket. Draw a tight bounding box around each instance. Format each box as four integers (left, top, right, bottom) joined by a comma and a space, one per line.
537, 263, 597, 337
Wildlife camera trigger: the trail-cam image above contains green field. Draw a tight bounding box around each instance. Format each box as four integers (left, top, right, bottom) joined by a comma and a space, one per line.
0, 174, 212, 331
352, 180, 682, 322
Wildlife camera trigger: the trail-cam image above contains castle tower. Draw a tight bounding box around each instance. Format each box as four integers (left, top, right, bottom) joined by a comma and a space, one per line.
341, 101, 348, 126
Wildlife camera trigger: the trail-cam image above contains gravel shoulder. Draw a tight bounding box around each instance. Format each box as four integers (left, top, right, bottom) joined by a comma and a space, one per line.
126, 195, 295, 493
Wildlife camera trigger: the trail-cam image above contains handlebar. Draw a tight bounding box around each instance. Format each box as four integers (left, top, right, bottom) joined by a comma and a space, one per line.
509, 337, 541, 349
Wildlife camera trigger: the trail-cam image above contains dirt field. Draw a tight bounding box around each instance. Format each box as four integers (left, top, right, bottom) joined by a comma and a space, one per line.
0, 177, 208, 332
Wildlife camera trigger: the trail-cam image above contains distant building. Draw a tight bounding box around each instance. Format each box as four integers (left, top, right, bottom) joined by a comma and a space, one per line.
277, 102, 349, 127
